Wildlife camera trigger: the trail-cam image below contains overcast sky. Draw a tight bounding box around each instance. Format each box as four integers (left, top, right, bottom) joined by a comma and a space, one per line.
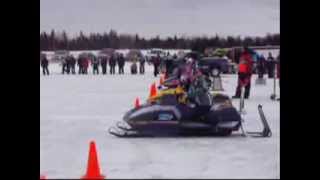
40, 0, 279, 38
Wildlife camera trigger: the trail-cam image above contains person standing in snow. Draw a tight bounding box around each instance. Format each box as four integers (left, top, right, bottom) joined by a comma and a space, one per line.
117, 53, 125, 74
233, 47, 254, 99
257, 54, 266, 78
92, 56, 100, 75
61, 57, 67, 74
70, 55, 76, 74
266, 52, 276, 78
66, 55, 72, 74
131, 55, 138, 74
82, 57, 89, 74
139, 55, 146, 74
100, 56, 108, 75
165, 53, 174, 77
41, 55, 50, 75
153, 54, 161, 77
109, 54, 117, 75
77, 56, 83, 74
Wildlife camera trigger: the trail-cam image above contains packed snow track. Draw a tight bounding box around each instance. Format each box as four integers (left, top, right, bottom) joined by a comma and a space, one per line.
40, 63, 280, 179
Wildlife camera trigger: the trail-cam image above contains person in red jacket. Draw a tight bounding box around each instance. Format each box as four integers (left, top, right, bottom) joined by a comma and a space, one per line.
82, 58, 89, 74
233, 47, 254, 99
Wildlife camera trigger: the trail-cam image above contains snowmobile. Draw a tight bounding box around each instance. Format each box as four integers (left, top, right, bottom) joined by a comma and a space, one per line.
109, 57, 272, 138
109, 71, 243, 137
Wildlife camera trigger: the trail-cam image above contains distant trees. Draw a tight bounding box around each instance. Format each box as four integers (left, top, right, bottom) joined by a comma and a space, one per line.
40, 29, 280, 52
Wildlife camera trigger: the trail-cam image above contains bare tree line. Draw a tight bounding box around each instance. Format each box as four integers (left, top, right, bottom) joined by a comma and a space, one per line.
40, 29, 280, 52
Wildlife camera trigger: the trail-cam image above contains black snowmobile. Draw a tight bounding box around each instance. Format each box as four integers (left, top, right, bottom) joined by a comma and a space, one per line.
109, 72, 242, 137
109, 56, 272, 138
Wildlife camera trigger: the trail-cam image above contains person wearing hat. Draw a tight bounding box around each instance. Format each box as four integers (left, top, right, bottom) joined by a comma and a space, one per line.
109, 54, 117, 75
257, 54, 266, 79
233, 47, 254, 99
92, 55, 100, 75
77, 56, 83, 74
41, 54, 50, 75
100, 55, 108, 75
61, 56, 67, 74
266, 52, 276, 78
139, 55, 146, 74
117, 53, 125, 74
70, 55, 76, 74
153, 54, 161, 77
82, 57, 89, 74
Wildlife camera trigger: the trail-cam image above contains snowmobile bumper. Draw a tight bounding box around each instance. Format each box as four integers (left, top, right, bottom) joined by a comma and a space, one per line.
217, 121, 241, 130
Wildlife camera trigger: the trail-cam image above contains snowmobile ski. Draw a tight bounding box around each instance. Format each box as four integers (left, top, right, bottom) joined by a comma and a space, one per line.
246, 104, 272, 137
108, 127, 149, 138
116, 121, 133, 131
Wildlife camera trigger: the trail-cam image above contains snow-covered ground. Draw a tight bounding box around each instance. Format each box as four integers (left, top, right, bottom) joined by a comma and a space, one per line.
40, 63, 280, 179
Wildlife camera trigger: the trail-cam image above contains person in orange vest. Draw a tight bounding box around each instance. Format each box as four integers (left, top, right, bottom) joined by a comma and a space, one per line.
232, 47, 254, 99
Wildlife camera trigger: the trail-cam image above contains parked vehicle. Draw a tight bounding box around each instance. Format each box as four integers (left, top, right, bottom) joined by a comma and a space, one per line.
197, 57, 230, 76
145, 48, 166, 62
52, 50, 70, 62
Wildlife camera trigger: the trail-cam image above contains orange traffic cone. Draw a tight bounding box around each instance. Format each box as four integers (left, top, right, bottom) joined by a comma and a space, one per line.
149, 82, 157, 98
82, 141, 105, 180
134, 97, 140, 108
40, 175, 46, 180
159, 75, 165, 85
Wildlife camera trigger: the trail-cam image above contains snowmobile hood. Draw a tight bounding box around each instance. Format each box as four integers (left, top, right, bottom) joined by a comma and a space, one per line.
124, 104, 182, 122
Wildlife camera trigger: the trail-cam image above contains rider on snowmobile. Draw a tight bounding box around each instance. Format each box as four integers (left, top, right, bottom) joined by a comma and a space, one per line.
152, 57, 212, 107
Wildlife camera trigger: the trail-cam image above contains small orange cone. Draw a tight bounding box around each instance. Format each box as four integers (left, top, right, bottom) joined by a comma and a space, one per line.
134, 97, 140, 108
40, 175, 46, 180
82, 141, 105, 180
149, 82, 157, 98
159, 75, 165, 85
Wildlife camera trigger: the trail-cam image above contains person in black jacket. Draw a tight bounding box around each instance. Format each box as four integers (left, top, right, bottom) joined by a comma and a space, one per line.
77, 57, 83, 74
266, 52, 276, 78
70, 55, 76, 74
61, 57, 67, 74
41, 55, 50, 75
117, 53, 125, 74
139, 56, 146, 74
257, 54, 266, 78
100, 56, 108, 75
165, 54, 174, 77
92, 56, 100, 75
153, 54, 161, 77
109, 54, 117, 74
65, 55, 71, 74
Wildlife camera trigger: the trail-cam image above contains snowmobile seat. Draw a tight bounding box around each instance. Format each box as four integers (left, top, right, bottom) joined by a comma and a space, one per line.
212, 94, 230, 103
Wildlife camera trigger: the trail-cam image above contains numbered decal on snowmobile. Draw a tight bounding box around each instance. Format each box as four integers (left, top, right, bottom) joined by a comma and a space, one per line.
158, 113, 174, 121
